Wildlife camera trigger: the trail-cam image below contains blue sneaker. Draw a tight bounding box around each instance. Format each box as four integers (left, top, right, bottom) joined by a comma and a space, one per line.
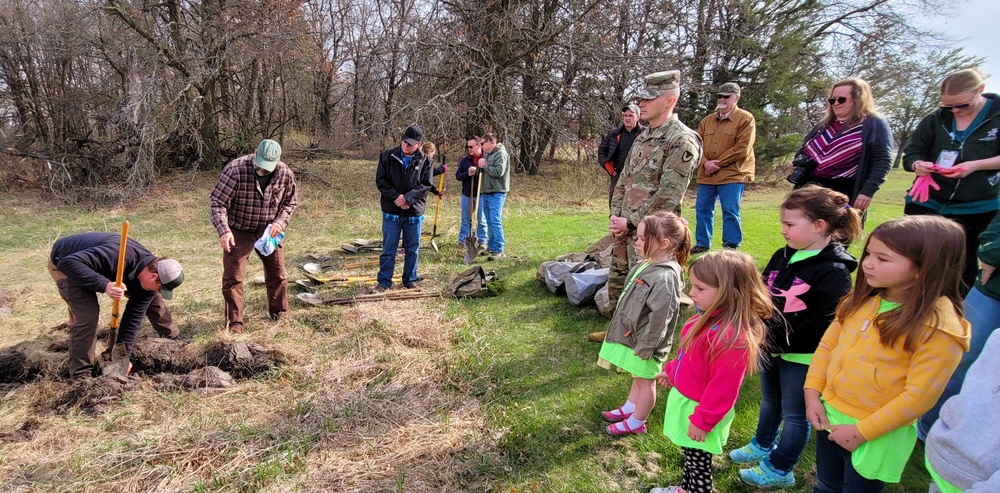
728, 438, 774, 464
739, 458, 795, 488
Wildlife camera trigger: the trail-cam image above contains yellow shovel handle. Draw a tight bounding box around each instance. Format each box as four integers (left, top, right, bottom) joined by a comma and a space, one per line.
110, 220, 130, 330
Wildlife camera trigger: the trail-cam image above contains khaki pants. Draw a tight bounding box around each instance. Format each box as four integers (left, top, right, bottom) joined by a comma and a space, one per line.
221, 228, 288, 329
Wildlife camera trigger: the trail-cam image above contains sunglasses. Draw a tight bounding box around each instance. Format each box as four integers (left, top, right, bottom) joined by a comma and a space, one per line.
716, 94, 732, 99
827, 97, 849, 105
467, 145, 478, 149
939, 94, 978, 111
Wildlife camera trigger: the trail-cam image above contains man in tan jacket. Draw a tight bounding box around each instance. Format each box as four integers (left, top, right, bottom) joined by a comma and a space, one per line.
692, 82, 756, 253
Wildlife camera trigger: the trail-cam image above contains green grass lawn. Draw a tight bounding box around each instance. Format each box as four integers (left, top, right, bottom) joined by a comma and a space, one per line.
0, 160, 932, 492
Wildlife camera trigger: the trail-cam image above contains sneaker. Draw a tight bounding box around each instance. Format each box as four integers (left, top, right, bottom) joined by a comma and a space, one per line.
478, 242, 488, 253
606, 420, 646, 436
602, 407, 633, 422
588, 331, 607, 342
723, 243, 739, 250
690, 246, 709, 254
649, 486, 683, 493
729, 438, 775, 464
402, 282, 416, 289
740, 458, 795, 488
487, 251, 507, 261
372, 284, 390, 293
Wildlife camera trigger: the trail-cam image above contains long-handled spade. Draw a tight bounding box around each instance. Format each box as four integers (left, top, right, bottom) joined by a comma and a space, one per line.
100, 220, 131, 377
463, 169, 484, 264
420, 154, 446, 252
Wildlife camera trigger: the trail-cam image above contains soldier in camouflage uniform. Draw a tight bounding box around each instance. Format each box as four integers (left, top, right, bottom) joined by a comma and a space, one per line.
590, 70, 703, 342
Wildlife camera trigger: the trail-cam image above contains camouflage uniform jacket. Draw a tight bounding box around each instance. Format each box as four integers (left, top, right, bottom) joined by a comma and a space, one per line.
610, 115, 703, 228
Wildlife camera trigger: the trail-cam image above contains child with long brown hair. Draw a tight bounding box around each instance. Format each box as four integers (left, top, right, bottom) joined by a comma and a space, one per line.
732, 185, 862, 488
650, 250, 773, 493
804, 215, 971, 492
597, 211, 690, 436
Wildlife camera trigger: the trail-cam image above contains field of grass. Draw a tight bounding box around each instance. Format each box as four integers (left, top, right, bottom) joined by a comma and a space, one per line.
0, 157, 931, 492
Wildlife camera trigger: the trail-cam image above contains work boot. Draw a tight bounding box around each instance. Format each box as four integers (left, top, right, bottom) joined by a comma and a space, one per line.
588, 331, 607, 342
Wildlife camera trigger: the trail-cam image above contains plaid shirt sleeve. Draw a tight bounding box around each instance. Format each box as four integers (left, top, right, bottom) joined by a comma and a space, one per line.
209, 159, 241, 236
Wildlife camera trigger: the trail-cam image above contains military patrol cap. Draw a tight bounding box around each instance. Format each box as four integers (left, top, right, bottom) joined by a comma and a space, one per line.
635, 70, 681, 100
718, 82, 741, 96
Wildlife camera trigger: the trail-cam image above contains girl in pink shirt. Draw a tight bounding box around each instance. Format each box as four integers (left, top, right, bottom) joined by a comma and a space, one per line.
650, 250, 772, 493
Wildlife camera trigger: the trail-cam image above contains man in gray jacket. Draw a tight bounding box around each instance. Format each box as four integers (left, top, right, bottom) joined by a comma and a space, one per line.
479, 133, 510, 259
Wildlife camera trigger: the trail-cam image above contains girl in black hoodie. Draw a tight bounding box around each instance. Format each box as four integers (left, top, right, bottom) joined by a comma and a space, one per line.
729, 185, 863, 488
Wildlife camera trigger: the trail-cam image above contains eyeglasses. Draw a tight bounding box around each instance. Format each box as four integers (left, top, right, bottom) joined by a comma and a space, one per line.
716, 94, 732, 99
827, 97, 849, 105
939, 93, 979, 111
466, 145, 478, 149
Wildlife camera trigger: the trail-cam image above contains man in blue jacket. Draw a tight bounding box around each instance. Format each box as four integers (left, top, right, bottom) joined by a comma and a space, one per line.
375, 124, 433, 290
49, 232, 184, 378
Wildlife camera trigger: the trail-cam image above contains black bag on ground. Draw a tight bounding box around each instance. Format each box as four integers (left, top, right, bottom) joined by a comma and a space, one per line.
447, 266, 495, 298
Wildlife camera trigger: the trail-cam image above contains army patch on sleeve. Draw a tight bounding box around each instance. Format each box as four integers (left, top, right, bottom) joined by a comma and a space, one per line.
682, 150, 694, 162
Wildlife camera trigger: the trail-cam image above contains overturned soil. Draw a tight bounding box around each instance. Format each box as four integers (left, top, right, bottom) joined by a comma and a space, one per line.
1, 333, 291, 414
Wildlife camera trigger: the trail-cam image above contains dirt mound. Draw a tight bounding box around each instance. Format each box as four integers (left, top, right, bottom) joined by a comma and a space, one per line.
130, 337, 195, 374
202, 341, 289, 378
52, 375, 133, 414
0, 341, 68, 383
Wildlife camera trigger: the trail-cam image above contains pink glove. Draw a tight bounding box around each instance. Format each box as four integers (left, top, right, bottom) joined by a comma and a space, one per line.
442, 164, 448, 172
936, 166, 968, 177
907, 174, 940, 203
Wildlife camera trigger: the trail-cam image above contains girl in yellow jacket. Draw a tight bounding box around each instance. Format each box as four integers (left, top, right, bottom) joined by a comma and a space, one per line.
804, 215, 971, 492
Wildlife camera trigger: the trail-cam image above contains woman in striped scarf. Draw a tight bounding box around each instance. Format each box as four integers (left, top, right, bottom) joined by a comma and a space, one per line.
792, 78, 894, 214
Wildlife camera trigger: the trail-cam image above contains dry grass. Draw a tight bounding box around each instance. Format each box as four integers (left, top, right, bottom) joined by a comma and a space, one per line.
0, 157, 498, 492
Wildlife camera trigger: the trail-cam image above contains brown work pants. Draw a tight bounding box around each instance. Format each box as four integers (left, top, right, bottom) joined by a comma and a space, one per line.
221, 228, 288, 330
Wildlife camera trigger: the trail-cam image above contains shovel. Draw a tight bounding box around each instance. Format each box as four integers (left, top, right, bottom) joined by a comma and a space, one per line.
421, 154, 446, 253
100, 220, 131, 377
464, 169, 484, 264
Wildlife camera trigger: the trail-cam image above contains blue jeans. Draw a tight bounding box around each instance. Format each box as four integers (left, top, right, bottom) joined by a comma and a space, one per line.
378, 213, 422, 287
813, 430, 885, 493
459, 194, 487, 244
754, 355, 811, 473
918, 286, 1000, 438
695, 183, 745, 248
480, 192, 507, 253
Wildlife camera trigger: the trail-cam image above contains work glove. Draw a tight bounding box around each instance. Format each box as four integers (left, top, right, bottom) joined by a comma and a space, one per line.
254, 225, 285, 256
907, 174, 940, 203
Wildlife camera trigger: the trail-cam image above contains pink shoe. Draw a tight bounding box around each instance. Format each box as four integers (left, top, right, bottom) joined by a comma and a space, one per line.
606, 420, 647, 436
602, 407, 633, 422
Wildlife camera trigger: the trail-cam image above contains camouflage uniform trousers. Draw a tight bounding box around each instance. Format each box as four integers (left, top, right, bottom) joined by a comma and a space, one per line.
606, 231, 639, 309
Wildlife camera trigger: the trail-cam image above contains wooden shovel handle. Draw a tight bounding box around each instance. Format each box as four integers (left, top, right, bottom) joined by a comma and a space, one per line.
110, 220, 130, 330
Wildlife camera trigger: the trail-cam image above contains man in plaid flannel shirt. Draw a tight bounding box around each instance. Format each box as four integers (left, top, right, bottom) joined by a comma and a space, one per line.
210, 139, 298, 333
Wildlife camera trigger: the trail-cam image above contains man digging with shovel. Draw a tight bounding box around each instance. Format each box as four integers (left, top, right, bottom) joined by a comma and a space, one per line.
49, 232, 184, 379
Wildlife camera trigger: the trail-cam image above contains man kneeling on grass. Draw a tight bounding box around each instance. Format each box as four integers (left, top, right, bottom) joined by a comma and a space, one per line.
49, 232, 184, 379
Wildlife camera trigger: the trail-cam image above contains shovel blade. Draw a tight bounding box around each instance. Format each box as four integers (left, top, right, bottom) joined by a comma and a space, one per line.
463, 237, 479, 264
100, 343, 131, 377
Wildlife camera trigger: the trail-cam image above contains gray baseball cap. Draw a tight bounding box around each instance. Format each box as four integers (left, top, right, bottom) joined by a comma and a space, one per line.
622, 103, 641, 116
635, 70, 681, 100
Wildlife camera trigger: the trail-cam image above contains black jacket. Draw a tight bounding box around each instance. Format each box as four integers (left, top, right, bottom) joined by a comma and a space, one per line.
375, 146, 432, 216
796, 116, 894, 202
455, 154, 484, 197
50, 232, 158, 351
903, 93, 1000, 206
598, 123, 646, 175
762, 243, 857, 354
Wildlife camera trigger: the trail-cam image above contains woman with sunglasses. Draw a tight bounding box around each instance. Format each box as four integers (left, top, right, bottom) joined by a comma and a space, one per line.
903, 67, 1000, 291
791, 78, 893, 214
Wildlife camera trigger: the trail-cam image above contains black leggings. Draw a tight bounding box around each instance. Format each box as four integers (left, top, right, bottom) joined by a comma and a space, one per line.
682, 447, 713, 493
903, 203, 997, 292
